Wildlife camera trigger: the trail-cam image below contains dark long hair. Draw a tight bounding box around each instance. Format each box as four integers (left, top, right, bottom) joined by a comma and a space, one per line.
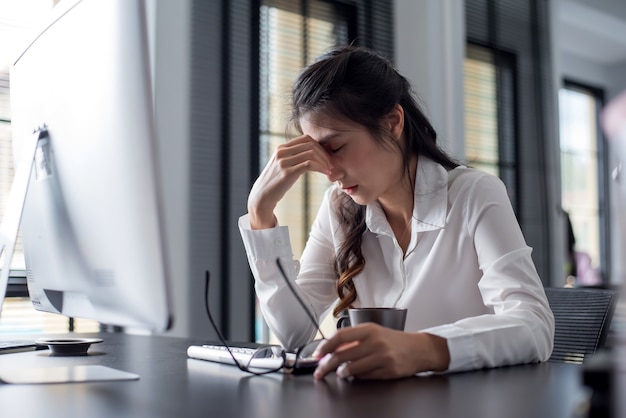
290, 45, 458, 317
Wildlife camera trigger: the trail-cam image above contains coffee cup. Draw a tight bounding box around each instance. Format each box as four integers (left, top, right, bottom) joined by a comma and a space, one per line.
337, 307, 407, 330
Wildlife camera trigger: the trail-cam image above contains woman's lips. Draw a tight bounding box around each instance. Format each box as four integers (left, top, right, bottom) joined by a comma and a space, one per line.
342, 185, 358, 195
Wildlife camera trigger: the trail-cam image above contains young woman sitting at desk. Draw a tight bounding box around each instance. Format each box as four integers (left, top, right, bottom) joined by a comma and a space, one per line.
239, 45, 554, 380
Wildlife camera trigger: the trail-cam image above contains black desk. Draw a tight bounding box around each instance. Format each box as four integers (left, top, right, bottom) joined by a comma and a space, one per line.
0, 333, 589, 418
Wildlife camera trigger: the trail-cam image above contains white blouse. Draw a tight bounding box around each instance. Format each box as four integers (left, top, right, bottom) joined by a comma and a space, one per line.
239, 156, 554, 372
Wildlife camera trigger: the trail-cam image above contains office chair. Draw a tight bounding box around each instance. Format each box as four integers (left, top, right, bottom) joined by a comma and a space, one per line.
545, 287, 618, 364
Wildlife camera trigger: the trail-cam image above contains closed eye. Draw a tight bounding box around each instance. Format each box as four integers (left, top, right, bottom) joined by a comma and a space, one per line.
329, 145, 344, 154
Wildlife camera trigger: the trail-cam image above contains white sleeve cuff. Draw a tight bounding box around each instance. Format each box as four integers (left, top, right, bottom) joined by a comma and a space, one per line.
238, 214, 293, 259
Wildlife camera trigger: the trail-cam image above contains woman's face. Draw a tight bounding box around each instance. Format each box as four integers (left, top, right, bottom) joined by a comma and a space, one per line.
299, 109, 406, 206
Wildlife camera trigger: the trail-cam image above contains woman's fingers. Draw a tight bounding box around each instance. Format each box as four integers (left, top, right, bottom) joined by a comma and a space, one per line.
275, 136, 332, 175
314, 325, 374, 358
313, 324, 435, 380
314, 340, 386, 380
336, 358, 388, 380
313, 324, 387, 379
247, 135, 331, 228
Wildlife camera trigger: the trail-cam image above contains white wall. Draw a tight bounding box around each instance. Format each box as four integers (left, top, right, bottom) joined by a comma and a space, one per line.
608, 60, 626, 101
393, 0, 466, 161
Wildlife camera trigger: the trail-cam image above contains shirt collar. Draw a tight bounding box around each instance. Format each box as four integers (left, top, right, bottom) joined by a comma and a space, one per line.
366, 156, 448, 235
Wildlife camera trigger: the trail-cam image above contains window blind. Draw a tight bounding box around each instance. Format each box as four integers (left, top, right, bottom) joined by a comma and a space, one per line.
465, 45, 499, 173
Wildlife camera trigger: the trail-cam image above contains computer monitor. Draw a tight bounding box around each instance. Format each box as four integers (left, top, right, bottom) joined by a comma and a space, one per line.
5, 0, 173, 333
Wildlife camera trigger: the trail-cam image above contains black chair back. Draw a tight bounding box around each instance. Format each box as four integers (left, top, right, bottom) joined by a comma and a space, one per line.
545, 287, 618, 364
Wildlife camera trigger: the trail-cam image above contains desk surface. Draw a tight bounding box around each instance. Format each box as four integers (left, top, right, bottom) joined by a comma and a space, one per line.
0, 333, 588, 418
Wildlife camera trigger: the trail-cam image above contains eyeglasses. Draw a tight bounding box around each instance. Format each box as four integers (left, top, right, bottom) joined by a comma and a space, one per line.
204, 258, 326, 375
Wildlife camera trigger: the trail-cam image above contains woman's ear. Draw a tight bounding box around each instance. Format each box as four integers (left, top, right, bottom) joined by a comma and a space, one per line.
387, 104, 404, 140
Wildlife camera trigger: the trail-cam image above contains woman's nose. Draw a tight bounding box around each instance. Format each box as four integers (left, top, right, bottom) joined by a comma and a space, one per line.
326, 163, 343, 182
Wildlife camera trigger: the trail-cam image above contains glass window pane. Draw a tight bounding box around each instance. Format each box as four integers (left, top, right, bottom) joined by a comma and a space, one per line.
464, 45, 499, 171
0, 298, 100, 334
559, 89, 598, 153
559, 86, 602, 285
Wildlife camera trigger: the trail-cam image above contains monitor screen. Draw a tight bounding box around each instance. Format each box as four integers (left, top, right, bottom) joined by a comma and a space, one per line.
8, 0, 172, 332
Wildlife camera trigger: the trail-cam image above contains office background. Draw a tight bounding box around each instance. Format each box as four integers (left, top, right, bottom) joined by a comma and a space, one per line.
146, 0, 626, 342
1, 0, 626, 343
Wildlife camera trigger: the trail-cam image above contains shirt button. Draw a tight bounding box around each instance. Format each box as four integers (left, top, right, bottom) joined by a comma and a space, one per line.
274, 238, 283, 246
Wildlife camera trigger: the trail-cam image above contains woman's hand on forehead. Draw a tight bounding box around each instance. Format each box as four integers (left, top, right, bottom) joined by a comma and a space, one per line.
247, 134, 332, 229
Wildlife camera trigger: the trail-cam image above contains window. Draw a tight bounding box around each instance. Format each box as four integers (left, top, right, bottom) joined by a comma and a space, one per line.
0, 0, 98, 334
464, 43, 518, 212
559, 83, 608, 285
259, 0, 355, 257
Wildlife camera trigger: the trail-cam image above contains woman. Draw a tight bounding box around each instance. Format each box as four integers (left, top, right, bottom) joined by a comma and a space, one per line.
239, 45, 554, 380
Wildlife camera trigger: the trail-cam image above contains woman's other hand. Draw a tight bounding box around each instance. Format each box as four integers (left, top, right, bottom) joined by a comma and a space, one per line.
248, 135, 332, 230
313, 323, 450, 380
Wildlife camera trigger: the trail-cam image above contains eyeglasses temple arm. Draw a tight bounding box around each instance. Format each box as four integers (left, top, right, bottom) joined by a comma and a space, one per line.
204, 270, 260, 373
275, 258, 326, 340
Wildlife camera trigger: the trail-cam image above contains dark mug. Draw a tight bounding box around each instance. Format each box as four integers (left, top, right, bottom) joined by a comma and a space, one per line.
337, 307, 407, 331
337, 310, 351, 329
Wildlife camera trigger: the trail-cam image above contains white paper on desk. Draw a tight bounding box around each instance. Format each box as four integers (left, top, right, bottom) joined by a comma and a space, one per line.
0, 365, 139, 384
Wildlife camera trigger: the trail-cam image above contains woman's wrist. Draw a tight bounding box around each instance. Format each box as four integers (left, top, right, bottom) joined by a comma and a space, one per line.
410, 332, 450, 373
248, 209, 277, 230
423, 333, 450, 372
